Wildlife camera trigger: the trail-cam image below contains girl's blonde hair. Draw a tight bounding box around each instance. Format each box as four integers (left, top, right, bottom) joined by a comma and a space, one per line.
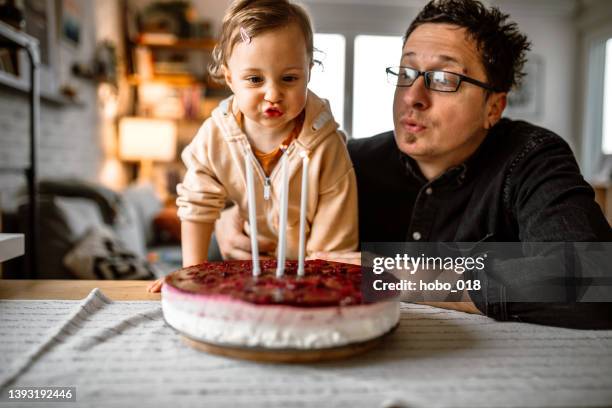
209, 0, 314, 83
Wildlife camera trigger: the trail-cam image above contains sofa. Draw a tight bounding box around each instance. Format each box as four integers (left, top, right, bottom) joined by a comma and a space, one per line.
5, 179, 183, 280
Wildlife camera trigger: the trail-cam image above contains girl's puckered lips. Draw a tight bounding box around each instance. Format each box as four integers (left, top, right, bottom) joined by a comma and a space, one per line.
264, 107, 284, 118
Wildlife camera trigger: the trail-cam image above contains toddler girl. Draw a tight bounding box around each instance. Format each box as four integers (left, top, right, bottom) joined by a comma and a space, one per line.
149, 0, 357, 291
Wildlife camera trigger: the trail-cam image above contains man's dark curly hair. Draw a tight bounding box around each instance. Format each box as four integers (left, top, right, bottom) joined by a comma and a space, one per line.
404, 0, 531, 93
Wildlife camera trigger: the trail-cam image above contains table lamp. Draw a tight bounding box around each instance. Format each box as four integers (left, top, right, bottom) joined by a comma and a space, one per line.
119, 117, 177, 183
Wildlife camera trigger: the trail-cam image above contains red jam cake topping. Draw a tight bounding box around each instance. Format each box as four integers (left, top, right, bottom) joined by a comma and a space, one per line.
167, 260, 363, 307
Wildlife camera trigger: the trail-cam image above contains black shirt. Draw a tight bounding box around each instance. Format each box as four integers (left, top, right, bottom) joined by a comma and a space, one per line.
348, 118, 612, 328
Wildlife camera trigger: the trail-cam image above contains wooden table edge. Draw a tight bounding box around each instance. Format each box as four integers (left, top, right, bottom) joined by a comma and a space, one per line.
0, 279, 160, 301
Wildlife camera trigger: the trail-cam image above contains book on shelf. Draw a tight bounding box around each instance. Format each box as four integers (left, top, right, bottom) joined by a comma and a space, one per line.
154, 61, 190, 75
133, 46, 153, 79
138, 32, 178, 45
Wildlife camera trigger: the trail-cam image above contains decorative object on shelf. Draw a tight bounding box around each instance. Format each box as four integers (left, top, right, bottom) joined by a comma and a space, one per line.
136, 82, 204, 121
190, 20, 211, 39
119, 117, 177, 183
71, 41, 118, 85
59, 83, 78, 99
138, 1, 194, 38
94, 41, 118, 84
133, 45, 153, 79
135, 1, 212, 44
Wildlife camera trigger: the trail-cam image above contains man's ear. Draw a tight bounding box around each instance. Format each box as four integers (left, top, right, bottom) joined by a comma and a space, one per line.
223, 65, 234, 92
485, 92, 507, 129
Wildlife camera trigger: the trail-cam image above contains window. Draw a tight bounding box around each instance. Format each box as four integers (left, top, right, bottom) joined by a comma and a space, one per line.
603, 38, 612, 154
352, 35, 403, 139
309, 33, 346, 130
308, 33, 404, 139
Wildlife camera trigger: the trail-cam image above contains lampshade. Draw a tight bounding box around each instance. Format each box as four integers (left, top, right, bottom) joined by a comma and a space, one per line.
119, 117, 177, 162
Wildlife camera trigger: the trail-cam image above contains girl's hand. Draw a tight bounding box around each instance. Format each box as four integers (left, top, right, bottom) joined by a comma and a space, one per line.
309, 251, 361, 266
215, 205, 276, 260
147, 277, 165, 293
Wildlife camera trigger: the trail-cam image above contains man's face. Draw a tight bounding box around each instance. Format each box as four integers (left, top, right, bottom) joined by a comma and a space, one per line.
393, 23, 504, 169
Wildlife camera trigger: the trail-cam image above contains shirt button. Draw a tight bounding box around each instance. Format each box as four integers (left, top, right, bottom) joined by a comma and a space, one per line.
412, 231, 422, 241
425, 187, 433, 195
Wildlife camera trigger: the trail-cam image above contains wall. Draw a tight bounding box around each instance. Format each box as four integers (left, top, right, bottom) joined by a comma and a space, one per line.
0, 0, 101, 212
492, 0, 578, 149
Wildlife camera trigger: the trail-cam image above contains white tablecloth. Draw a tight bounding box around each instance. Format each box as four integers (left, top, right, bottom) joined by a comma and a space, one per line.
1, 289, 611, 408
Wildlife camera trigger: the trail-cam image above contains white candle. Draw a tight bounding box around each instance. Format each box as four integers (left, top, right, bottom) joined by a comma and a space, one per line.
245, 152, 260, 276
276, 154, 289, 278
297, 152, 309, 277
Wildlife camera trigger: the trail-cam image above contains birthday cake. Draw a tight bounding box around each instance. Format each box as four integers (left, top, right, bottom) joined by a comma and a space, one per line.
161, 259, 400, 349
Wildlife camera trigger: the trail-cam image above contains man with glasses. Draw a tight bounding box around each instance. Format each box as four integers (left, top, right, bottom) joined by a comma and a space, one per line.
214, 0, 612, 328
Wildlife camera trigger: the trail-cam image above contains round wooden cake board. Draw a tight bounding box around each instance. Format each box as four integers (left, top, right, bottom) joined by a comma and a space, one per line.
179, 324, 398, 363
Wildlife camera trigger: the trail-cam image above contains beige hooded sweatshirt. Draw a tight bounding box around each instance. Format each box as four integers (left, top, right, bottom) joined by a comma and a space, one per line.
176, 90, 358, 259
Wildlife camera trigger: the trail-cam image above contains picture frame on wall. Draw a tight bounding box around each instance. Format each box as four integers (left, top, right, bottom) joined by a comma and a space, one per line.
21, 0, 59, 95
504, 55, 543, 119
60, 0, 80, 45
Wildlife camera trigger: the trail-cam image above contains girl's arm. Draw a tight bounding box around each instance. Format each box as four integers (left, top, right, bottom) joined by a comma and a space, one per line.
147, 220, 214, 293
181, 220, 215, 267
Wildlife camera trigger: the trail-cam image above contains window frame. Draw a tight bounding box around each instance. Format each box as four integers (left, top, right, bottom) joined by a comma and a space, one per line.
304, 2, 417, 138
581, 27, 612, 180
311, 32, 348, 131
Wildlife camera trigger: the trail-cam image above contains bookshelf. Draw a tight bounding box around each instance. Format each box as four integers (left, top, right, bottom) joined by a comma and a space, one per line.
126, 32, 228, 124
117, 2, 232, 192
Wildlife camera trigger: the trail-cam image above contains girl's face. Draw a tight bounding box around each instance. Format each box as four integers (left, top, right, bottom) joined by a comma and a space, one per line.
224, 24, 311, 134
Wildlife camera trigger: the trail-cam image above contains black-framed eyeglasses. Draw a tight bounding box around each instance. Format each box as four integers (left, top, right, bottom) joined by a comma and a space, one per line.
386, 66, 496, 93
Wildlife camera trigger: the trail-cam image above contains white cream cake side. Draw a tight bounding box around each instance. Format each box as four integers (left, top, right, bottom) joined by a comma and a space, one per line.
162, 283, 400, 349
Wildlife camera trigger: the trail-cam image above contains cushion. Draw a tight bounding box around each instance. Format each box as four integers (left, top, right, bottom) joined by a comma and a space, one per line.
123, 183, 163, 245
55, 197, 106, 241
18, 196, 102, 279
20, 179, 134, 279
63, 225, 156, 280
